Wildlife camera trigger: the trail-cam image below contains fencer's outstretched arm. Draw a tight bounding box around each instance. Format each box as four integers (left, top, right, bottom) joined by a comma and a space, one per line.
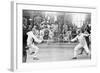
71, 36, 78, 42
32, 33, 42, 43
27, 31, 42, 44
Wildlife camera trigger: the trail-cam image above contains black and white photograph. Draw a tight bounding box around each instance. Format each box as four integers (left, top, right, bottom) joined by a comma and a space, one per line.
22, 10, 91, 63
11, 2, 97, 71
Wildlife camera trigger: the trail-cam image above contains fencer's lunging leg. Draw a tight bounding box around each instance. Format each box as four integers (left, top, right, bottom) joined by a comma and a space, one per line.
31, 45, 39, 57
83, 44, 91, 55
74, 44, 82, 58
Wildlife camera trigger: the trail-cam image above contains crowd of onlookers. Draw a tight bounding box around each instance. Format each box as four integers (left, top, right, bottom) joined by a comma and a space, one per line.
23, 16, 91, 44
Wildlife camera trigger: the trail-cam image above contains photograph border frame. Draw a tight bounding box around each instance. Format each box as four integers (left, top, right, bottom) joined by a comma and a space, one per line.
11, 1, 97, 71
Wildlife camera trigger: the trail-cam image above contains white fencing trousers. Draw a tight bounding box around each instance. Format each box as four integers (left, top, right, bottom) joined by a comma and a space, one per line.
28, 44, 39, 57
74, 44, 90, 57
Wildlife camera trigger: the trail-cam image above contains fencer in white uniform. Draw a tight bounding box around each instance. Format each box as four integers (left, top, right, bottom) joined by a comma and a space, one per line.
71, 29, 91, 59
26, 28, 42, 60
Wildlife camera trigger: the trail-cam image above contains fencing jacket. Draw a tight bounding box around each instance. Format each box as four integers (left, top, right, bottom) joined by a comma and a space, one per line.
26, 31, 42, 46
71, 33, 89, 46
